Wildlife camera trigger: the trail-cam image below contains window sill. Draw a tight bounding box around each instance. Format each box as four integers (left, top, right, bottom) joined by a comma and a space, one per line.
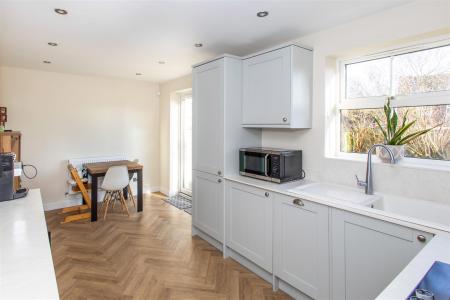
327, 152, 450, 173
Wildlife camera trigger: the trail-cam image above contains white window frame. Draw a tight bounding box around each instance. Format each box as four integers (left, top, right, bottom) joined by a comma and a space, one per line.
333, 39, 450, 170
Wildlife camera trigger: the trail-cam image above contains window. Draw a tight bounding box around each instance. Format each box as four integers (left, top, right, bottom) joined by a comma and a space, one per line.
338, 42, 450, 163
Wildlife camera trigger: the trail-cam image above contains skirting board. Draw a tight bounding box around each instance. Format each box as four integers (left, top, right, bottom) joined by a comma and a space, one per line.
43, 186, 161, 211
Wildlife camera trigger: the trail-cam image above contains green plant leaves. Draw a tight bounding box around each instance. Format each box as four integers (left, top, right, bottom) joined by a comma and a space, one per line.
374, 98, 436, 145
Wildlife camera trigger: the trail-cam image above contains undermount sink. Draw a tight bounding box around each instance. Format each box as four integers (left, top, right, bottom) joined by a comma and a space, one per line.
370, 195, 450, 229
288, 182, 381, 207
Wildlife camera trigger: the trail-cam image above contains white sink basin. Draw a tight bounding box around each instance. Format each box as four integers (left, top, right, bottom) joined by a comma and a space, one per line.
288, 182, 381, 206
370, 195, 450, 229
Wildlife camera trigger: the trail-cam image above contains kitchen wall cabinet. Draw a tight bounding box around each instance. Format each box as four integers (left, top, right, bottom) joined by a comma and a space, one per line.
225, 181, 273, 272
242, 45, 312, 128
192, 170, 224, 242
274, 193, 330, 300
331, 208, 433, 300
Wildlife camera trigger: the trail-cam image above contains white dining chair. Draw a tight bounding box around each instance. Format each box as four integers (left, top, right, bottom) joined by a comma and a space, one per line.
100, 165, 130, 220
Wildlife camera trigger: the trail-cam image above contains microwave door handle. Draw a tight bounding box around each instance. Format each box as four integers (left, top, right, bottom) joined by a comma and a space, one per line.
264, 154, 269, 177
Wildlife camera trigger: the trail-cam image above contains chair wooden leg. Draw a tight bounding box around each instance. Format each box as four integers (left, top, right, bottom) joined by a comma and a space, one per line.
103, 194, 112, 220
128, 185, 136, 207
120, 192, 130, 217
100, 191, 110, 212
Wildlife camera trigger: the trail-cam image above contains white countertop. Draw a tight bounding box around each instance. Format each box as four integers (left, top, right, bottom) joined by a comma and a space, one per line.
225, 175, 450, 300
0, 189, 59, 300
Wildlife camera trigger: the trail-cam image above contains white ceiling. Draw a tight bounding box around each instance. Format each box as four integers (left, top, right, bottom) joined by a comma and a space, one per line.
0, 0, 410, 83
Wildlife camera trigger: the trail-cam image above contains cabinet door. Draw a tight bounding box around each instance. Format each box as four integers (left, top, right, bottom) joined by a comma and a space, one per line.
192, 170, 224, 242
192, 59, 224, 175
331, 209, 433, 300
226, 182, 273, 272
243, 47, 291, 126
274, 194, 330, 299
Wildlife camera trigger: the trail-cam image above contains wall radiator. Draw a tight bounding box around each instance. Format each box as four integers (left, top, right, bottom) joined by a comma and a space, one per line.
67, 155, 137, 198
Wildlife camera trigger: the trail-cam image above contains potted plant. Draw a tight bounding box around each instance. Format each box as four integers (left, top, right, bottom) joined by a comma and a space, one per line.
373, 97, 438, 162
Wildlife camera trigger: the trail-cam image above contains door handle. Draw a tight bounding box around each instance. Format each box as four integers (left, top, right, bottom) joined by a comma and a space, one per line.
264, 154, 269, 177
293, 198, 304, 206
417, 235, 427, 243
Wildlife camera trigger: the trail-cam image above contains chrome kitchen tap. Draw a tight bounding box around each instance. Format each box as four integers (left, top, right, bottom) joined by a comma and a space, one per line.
356, 144, 396, 195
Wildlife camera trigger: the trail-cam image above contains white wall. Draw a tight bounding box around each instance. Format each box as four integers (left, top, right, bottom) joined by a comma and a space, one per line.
262, 1, 450, 205
0, 66, 160, 205
159, 74, 192, 195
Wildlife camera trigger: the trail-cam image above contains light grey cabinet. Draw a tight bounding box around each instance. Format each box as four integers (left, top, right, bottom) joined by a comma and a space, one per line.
242, 45, 312, 128
192, 58, 225, 175
331, 209, 433, 300
274, 194, 330, 300
192, 170, 224, 242
225, 181, 273, 272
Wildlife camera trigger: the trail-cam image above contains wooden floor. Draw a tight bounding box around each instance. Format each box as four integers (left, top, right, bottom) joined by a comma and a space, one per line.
45, 194, 291, 300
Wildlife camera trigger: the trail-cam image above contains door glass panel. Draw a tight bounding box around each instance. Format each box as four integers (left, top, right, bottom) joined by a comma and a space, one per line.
180, 94, 192, 195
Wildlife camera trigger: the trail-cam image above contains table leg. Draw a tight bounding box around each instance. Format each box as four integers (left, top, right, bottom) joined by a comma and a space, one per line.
137, 169, 143, 212
91, 175, 98, 222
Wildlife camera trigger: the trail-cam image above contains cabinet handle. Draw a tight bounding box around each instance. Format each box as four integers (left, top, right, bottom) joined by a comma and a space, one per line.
282, 117, 287, 122
293, 198, 304, 206
217, 179, 222, 183
265, 192, 269, 197
217, 170, 222, 175
417, 235, 427, 243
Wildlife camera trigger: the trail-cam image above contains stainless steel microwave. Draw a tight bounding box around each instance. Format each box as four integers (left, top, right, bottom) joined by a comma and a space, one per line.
239, 147, 304, 183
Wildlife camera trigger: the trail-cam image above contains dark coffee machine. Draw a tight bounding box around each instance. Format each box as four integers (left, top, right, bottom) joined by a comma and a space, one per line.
0, 153, 28, 202
0, 153, 14, 201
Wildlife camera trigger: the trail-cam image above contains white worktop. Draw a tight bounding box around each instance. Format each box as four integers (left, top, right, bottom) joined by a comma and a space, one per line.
225, 175, 450, 300
0, 189, 59, 300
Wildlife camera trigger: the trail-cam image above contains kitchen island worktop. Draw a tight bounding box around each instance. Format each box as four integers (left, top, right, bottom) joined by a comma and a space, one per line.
0, 189, 59, 300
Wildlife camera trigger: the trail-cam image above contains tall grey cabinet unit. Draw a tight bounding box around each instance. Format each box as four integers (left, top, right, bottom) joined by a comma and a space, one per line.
192, 55, 261, 245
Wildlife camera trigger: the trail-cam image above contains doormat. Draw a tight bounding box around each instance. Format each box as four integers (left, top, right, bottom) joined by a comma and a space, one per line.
165, 193, 192, 215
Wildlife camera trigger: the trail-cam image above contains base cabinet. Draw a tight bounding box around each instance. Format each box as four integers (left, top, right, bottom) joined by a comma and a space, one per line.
331, 209, 432, 300
225, 181, 273, 272
192, 170, 224, 242
274, 194, 330, 300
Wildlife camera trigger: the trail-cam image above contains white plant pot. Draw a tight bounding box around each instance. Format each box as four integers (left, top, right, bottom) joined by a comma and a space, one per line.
377, 145, 405, 163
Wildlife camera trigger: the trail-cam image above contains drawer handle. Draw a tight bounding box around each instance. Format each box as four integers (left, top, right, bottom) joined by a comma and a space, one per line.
293, 198, 304, 206
282, 117, 287, 122
417, 235, 427, 243
265, 192, 269, 197
217, 179, 222, 183
218, 170, 222, 175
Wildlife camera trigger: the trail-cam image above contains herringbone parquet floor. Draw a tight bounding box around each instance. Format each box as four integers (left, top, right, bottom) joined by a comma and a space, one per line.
45, 194, 291, 300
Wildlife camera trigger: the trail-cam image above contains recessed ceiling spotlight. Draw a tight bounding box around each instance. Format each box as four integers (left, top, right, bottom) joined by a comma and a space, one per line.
43, 60, 51, 64
48, 42, 58, 47
54, 8, 68, 15
136, 73, 142, 76
158, 61, 166, 65
256, 11, 269, 17
194, 43, 203, 48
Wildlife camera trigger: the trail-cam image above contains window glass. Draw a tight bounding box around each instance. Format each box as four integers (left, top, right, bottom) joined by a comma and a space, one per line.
393, 46, 450, 96
346, 57, 391, 99
340, 105, 450, 161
